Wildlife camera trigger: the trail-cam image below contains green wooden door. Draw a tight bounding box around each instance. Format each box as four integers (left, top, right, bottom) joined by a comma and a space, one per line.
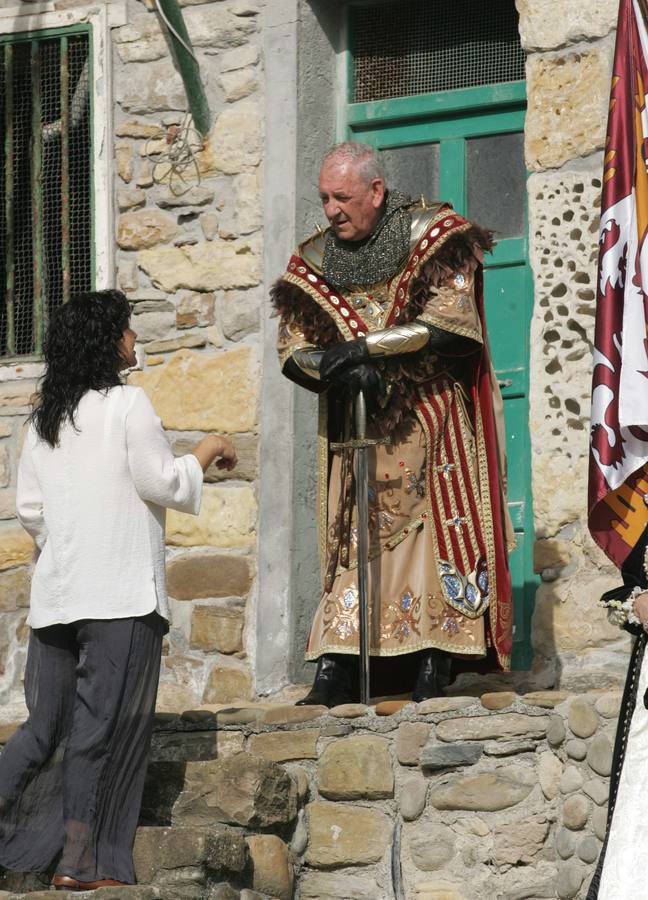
343, 82, 536, 668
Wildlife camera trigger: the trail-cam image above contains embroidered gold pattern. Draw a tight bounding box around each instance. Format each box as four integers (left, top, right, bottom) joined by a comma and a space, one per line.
383, 514, 426, 551
427, 592, 445, 622
442, 612, 462, 636
277, 320, 315, 369
418, 310, 482, 342
417, 384, 460, 561
385, 216, 473, 325
369, 482, 404, 534
446, 383, 481, 561
426, 593, 475, 643
322, 586, 359, 641
474, 390, 510, 670
343, 283, 391, 331
434, 272, 475, 313
382, 586, 422, 643
373, 501, 400, 533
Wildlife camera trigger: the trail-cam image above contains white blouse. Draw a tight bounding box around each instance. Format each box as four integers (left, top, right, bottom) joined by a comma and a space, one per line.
16, 385, 203, 628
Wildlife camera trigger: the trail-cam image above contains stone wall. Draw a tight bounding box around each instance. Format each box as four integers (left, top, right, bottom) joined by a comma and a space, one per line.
115, 0, 264, 710
142, 688, 620, 899
0, 376, 35, 714
0, 689, 618, 899
0, 0, 633, 717
517, 0, 631, 689
0, 0, 267, 713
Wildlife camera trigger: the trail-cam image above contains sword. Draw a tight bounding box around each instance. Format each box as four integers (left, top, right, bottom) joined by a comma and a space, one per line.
354, 390, 371, 706
330, 390, 389, 705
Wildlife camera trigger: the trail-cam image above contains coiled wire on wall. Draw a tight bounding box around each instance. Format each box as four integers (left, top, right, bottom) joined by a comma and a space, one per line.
142, 0, 206, 196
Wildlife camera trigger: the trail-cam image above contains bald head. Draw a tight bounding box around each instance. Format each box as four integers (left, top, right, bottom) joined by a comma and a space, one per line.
319, 142, 386, 242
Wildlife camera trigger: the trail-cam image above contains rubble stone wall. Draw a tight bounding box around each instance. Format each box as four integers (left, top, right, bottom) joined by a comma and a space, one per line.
517, 0, 630, 689
0, 691, 616, 899
143, 690, 619, 899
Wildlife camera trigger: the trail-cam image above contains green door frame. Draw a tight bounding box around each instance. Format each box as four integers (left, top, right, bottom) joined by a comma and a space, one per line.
339, 58, 536, 667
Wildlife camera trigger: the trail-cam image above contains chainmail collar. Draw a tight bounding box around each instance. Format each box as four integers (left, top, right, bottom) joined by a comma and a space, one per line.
321, 189, 412, 291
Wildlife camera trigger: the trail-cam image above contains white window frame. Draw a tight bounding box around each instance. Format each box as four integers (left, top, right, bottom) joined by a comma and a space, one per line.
0, 1, 127, 296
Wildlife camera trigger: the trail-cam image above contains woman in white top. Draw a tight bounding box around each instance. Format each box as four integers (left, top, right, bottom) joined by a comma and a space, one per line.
0, 290, 236, 892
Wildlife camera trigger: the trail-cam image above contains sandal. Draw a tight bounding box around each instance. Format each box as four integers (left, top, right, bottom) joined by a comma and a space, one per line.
52, 874, 128, 891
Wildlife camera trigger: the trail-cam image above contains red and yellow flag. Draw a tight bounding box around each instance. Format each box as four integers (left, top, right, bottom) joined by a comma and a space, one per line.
589, 0, 648, 565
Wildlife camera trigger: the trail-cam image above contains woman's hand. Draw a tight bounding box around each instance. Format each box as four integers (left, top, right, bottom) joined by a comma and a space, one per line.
191, 435, 237, 474
634, 590, 648, 631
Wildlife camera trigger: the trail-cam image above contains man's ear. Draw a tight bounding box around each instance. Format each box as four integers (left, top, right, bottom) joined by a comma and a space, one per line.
370, 178, 385, 209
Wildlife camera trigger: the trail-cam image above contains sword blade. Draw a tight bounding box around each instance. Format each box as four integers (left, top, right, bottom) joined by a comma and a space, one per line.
354, 390, 371, 705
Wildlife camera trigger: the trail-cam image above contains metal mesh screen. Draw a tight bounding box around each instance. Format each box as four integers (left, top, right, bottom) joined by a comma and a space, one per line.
0, 31, 92, 359
351, 1, 525, 102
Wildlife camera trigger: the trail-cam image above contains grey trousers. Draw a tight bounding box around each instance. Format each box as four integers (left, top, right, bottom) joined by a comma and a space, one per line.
0, 611, 164, 884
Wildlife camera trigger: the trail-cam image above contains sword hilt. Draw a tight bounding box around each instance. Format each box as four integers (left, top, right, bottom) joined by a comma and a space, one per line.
331, 389, 390, 450
329, 436, 390, 450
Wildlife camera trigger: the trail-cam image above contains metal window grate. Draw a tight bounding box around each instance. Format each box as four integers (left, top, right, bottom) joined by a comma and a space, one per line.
0, 30, 92, 359
351, 1, 525, 103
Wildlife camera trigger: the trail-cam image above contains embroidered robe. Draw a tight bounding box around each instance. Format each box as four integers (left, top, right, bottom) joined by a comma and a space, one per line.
272, 202, 513, 670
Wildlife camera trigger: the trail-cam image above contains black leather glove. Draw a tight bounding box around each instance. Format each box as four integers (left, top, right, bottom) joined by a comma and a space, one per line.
282, 356, 327, 394
320, 329, 477, 382
330, 362, 385, 412
320, 340, 368, 383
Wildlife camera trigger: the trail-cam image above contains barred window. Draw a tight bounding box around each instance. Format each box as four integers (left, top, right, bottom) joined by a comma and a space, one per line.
351, 0, 525, 103
0, 29, 92, 359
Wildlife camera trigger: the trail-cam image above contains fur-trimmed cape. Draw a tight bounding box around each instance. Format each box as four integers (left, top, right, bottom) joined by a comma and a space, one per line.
270, 224, 493, 343
270, 224, 494, 433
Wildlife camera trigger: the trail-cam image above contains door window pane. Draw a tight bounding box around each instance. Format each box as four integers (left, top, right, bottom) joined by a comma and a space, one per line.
351, 0, 524, 102
466, 132, 526, 238
379, 144, 440, 203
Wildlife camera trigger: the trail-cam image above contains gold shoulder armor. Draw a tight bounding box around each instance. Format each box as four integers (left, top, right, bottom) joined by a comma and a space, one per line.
409, 198, 450, 252
297, 225, 330, 275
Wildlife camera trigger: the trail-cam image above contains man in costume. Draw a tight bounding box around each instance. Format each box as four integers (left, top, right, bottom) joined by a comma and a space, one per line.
272, 142, 513, 706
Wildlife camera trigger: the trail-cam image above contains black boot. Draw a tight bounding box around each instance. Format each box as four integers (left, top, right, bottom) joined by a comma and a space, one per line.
296, 654, 358, 708
412, 649, 452, 702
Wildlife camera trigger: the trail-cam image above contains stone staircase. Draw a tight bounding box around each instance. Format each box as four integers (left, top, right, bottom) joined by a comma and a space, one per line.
0, 707, 298, 899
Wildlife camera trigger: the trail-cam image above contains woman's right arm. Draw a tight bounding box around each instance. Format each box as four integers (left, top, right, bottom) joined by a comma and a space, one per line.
191, 434, 237, 473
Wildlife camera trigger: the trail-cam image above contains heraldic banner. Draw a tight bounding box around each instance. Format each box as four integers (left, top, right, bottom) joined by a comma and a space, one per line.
589, 0, 648, 567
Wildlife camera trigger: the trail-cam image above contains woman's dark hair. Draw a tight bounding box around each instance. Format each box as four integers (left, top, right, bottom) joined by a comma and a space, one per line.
31, 289, 131, 447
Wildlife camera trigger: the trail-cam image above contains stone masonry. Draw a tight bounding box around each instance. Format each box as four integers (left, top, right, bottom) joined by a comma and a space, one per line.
117, 0, 264, 713
0, 5, 637, 898
0, 0, 635, 714
516, 0, 632, 691
0, 688, 620, 899
0, 0, 265, 714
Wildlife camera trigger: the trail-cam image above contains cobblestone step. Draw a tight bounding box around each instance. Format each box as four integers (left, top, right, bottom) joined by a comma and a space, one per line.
0, 889, 271, 899
0, 824, 252, 898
